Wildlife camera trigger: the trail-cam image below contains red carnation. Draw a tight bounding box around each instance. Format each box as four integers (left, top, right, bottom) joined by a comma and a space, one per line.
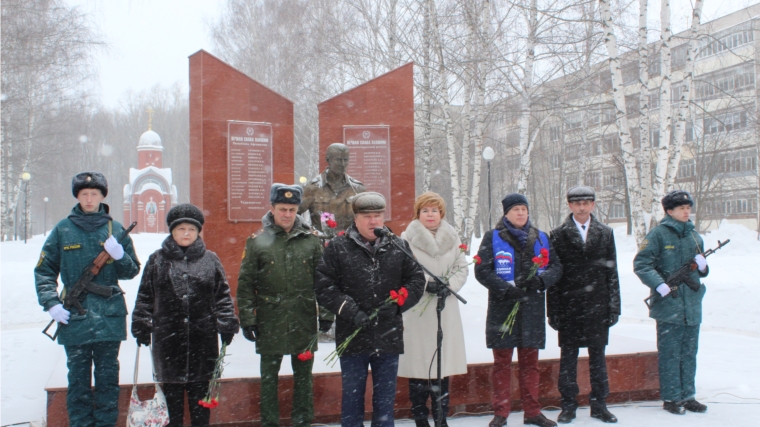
337, 231, 346, 237
326, 219, 337, 229
390, 287, 409, 306
473, 255, 482, 265
297, 350, 313, 361
459, 244, 468, 251
540, 248, 549, 258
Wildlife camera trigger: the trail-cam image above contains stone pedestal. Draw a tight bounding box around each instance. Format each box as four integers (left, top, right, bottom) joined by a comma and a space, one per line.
189, 50, 294, 295
318, 63, 415, 233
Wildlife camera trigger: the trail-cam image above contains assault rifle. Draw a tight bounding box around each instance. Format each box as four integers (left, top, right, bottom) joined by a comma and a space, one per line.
644, 239, 730, 309
42, 221, 137, 340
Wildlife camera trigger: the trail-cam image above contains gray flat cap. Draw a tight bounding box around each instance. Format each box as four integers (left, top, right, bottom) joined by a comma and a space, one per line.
567, 186, 596, 202
352, 192, 386, 213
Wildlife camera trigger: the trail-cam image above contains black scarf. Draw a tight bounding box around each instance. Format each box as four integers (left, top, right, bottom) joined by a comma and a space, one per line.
161, 235, 207, 261
68, 204, 112, 232
503, 217, 531, 248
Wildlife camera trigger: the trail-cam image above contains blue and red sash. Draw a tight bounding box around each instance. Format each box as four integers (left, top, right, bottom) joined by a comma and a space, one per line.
492, 229, 549, 282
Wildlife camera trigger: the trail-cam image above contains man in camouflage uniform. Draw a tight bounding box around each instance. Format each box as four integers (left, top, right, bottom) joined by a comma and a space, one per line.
299, 143, 366, 232
34, 172, 140, 427
237, 184, 333, 427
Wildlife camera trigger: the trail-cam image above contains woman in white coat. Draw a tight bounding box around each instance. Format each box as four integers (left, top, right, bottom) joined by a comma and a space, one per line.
399, 192, 468, 427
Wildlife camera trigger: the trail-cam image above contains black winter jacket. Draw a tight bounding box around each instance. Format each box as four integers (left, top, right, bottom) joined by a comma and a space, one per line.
475, 221, 562, 349
315, 225, 426, 355
131, 236, 239, 383
548, 214, 621, 348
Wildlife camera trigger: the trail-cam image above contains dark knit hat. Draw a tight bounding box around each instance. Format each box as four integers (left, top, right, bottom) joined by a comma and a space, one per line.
166, 204, 204, 233
662, 190, 694, 212
270, 183, 302, 205
567, 185, 596, 202
72, 172, 108, 198
502, 193, 528, 214
352, 192, 386, 213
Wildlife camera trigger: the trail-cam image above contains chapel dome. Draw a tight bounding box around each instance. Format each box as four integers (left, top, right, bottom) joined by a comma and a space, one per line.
138, 130, 162, 147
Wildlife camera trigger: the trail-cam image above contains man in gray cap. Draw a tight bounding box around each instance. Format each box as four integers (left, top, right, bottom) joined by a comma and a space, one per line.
548, 186, 620, 424
299, 143, 367, 232
315, 192, 425, 427
237, 183, 333, 427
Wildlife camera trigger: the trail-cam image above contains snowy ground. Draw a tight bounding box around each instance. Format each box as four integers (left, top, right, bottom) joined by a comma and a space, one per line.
2, 223, 759, 426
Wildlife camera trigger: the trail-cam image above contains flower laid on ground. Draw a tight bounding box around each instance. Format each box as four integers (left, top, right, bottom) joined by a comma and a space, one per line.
501, 249, 549, 337
324, 288, 408, 367
297, 335, 318, 362
198, 341, 228, 409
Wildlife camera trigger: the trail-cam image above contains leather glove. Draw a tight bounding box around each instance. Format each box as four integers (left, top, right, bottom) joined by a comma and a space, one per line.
518, 276, 544, 293
608, 313, 619, 327
318, 319, 333, 333
377, 303, 399, 322
353, 311, 371, 329
104, 236, 125, 260
425, 279, 441, 294
694, 254, 707, 272
656, 283, 671, 297
502, 283, 527, 300
48, 304, 70, 324
242, 325, 259, 342
548, 316, 560, 331
221, 333, 234, 346
136, 335, 151, 347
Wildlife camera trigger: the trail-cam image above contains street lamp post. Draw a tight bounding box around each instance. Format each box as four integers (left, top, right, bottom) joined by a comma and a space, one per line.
482, 147, 495, 228
21, 172, 31, 243
44, 197, 49, 236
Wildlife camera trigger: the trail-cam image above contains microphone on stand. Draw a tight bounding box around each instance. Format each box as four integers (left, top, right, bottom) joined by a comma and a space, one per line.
373, 227, 392, 238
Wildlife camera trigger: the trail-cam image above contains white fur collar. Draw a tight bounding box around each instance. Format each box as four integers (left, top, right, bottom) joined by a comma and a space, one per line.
403, 219, 459, 257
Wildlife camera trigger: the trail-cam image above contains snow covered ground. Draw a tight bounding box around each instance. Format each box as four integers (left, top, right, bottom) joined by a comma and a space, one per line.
2, 223, 759, 426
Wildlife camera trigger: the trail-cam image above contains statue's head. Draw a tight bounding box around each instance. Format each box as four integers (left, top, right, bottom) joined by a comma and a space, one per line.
326, 143, 350, 176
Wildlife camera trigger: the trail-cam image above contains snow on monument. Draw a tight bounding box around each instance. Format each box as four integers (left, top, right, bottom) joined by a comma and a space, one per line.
123, 109, 178, 233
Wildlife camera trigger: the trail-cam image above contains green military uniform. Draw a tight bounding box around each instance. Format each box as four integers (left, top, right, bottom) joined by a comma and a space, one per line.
237, 212, 332, 427
633, 214, 708, 403
35, 204, 140, 427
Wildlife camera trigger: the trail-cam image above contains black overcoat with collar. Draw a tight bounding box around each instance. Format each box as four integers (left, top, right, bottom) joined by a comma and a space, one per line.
314, 225, 426, 356
548, 214, 621, 348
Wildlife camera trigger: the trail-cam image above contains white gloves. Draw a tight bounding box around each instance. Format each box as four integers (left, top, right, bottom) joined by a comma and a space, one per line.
656, 283, 671, 297
694, 254, 707, 272
104, 236, 124, 260
49, 304, 70, 324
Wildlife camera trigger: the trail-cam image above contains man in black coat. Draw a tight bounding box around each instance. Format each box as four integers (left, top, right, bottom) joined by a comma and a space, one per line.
548, 186, 621, 424
315, 192, 425, 427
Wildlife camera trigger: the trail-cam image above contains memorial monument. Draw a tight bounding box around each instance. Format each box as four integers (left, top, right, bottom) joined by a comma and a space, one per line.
299, 143, 366, 232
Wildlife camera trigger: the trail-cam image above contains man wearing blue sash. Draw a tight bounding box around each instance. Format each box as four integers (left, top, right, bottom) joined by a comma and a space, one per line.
476, 193, 562, 427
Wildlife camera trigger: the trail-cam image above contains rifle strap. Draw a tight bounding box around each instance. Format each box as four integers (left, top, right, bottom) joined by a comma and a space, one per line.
691, 232, 704, 255
108, 221, 112, 239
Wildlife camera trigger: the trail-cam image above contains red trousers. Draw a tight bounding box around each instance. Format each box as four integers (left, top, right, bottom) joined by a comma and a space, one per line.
491, 348, 541, 418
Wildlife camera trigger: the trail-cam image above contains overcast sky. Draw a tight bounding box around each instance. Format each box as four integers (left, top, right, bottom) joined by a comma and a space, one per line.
69, 0, 759, 109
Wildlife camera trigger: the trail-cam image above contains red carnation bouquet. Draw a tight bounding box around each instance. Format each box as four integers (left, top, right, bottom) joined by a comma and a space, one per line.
500, 248, 549, 337
198, 341, 229, 409
297, 335, 318, 362
324, 288, 408, 367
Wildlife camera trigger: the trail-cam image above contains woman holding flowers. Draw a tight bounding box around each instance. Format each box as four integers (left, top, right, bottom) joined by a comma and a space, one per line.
131, 204, 239, 427
397, 192, 468, 427
475, 194, 562, 427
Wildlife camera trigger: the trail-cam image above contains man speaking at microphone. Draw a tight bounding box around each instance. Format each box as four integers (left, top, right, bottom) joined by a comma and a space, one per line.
315, 192, 425, 427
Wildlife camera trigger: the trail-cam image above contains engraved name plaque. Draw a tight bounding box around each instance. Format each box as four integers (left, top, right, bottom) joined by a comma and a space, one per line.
228, 121, 273, 221
344, 125, 392, 219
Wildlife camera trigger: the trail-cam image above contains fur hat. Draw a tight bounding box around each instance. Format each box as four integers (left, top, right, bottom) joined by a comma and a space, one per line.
662, 190, 694, 212
166, 204, 205, 233
567, 185, 596, 202
270, 184, 302, 205
72, 172, 108, 198
352, 192, 386, 213
501, 193, 528, 215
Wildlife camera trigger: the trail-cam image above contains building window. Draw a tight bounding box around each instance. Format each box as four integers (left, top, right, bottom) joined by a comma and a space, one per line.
609, 203, 626, 219
549, 125, 562, 142
566, 112, 582, 130
600, 106, 615, 125
678, 158, 696, 178
719, 149, 758, 173
703, 111, 748, 135
565, 144, 580, 160
603, 134, 620, 155
506, 155, 520, 171
585, 171, 601, 189
566, 173, 579, 189
549, 154, 561, 170
697, 29, 754, 59
648, 93, 660, 110
507, 129, 520, 147
604, 168, 623, 189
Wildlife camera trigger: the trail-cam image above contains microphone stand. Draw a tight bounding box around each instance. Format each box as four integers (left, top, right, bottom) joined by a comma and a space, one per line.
377, 227, 466, 427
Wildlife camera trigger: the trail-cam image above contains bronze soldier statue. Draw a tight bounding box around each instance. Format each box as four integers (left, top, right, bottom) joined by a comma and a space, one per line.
299, 143, 366, 232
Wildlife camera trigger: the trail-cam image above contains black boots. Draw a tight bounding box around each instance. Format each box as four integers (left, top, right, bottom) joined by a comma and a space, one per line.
557, 408, 576, 424
524, 413, 558, 427
682, 399, 708, 413
589, 401, 618, 423
416, 420, 431, 427
663, 401, 686, 415
489, 415, 507, 427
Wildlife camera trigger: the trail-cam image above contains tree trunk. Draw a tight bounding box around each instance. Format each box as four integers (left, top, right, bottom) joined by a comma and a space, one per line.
516, 0, 538, 194
638, 0, 652, 216
651, 0, 674, 223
